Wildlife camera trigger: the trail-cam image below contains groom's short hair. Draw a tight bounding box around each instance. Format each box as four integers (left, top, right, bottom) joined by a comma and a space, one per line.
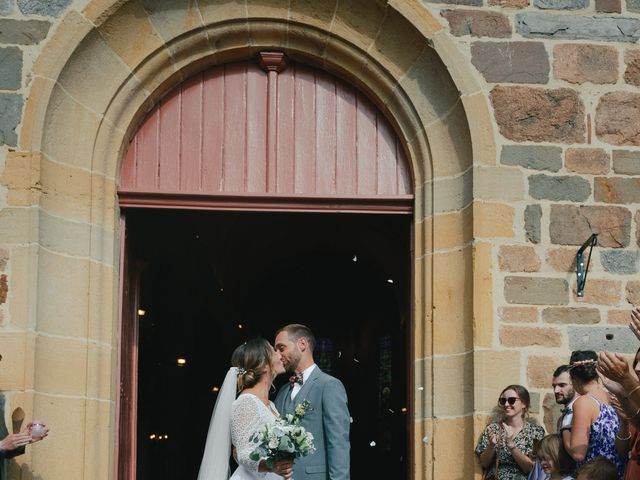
278, 324, 316, 352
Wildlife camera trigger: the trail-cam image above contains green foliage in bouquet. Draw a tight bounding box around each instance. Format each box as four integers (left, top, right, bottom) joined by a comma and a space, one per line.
249, 400, 315, 468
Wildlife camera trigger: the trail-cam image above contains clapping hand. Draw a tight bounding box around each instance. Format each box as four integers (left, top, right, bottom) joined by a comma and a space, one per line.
488, 423, 500, 447
598, 351, 631, 384
501, 422, 516, 448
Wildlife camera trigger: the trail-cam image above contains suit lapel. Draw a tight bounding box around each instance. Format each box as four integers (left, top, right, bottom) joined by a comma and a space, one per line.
277, 383, 294, 414
285, 383, 296, 412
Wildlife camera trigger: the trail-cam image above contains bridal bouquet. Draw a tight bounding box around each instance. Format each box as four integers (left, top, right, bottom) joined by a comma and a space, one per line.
249, 400, 316, 468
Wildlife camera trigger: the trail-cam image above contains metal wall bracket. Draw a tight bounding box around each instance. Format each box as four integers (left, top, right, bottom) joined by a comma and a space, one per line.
576, 234, 598, 297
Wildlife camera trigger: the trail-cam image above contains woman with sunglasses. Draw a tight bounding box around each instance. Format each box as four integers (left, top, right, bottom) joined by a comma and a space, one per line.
561, 351, 625, 479
475, 385, 545, 479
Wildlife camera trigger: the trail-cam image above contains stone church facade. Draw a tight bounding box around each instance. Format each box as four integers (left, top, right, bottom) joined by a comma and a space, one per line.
0, 0, 639, 478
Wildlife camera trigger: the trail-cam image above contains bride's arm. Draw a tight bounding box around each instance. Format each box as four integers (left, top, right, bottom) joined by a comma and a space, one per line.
231, 397, 263, 472
231, 397, 293, 478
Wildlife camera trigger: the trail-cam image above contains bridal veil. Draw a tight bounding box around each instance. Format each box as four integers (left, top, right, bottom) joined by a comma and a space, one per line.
197, 367, 239, 480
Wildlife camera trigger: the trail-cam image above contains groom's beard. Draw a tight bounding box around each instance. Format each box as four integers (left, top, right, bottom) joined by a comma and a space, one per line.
285, 350, 302, 373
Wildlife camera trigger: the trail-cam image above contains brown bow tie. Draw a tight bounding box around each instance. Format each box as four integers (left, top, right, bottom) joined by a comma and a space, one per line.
289, 372, 303, 387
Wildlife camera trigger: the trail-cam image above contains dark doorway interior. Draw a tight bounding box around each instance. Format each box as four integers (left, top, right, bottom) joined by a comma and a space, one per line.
127, 209, 411, 479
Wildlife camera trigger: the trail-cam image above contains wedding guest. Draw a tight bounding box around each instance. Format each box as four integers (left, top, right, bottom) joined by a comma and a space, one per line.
0, 394, 49, 480
529, 365, 579, 480
575, 457, 618, 480
598, 347, 640, 480
537, 434, 575, 480
553, 365, 579, 431
476, 385, 545, 480
561, 351, 624, 479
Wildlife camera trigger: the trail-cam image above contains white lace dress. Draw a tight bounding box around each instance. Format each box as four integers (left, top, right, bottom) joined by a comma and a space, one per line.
230, 393, 282, 480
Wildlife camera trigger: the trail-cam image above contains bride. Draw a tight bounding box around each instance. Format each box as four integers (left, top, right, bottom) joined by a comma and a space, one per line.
198, 338, 293, 480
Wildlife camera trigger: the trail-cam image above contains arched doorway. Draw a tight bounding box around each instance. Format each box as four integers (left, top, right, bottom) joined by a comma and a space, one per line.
17, 1, 495, 477
118, 54, 414, 478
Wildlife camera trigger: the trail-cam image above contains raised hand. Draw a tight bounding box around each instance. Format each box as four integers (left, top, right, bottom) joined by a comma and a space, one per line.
488, 423, 500, 447
610, 395, 629, 422
631, 308, 640, 342
600, 373, 626, 398
501, 422, 516, 448
598, 351, 630, 383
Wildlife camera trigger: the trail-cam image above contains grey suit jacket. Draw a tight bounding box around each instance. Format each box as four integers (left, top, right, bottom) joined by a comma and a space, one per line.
275, 367, 350, 480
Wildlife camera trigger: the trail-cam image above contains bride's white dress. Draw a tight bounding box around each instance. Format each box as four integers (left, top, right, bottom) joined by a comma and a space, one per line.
230, 393, 282, 480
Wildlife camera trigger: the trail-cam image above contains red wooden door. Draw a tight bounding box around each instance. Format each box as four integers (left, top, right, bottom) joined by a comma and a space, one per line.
118, 56, 413, 212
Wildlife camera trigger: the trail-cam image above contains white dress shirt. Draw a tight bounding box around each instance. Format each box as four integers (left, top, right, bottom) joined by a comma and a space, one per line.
291, 363, 317, 400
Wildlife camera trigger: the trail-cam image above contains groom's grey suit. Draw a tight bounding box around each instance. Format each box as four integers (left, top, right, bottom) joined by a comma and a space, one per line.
275, 367, 350, 480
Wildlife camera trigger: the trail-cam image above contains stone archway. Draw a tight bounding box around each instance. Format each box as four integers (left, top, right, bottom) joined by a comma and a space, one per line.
14, 1, 496, 478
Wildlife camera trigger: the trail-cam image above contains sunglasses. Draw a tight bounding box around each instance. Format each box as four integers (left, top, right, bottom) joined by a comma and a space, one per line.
498, 397, 520, 406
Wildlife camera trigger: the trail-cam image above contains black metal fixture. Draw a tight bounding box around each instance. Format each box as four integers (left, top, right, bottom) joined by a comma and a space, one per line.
576, 233, 598, 297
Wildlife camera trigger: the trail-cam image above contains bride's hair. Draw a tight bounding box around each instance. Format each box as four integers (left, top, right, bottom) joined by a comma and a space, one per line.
231, 338, 275, 391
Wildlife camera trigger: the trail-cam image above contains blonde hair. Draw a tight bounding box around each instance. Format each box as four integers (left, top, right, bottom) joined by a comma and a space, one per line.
537, 434, 575, 475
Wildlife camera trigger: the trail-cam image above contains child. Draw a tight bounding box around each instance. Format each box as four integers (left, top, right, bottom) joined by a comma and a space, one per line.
537, 434, 576, 480
575, 457, 618, 480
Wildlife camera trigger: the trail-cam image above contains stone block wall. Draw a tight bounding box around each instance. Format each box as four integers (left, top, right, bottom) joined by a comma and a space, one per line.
0, 2, 116, 479
426, 0, 640, 432
0, 1, 55, 147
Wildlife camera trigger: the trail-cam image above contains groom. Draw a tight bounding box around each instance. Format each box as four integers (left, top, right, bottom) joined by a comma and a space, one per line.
274, 324, 350, 480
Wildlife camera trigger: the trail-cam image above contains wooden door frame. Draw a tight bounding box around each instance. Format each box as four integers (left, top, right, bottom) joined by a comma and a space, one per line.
115, 213, 141, 480
118, 192, 413, 214
116, 203, 415, 479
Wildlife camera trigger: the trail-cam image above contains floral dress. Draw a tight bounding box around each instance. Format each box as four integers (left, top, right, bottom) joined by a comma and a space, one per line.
475, 421, 545, 480
576, 395, 625, 480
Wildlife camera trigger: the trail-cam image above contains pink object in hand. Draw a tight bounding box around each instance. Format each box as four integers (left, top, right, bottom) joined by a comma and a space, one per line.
29, 421, 46, 439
